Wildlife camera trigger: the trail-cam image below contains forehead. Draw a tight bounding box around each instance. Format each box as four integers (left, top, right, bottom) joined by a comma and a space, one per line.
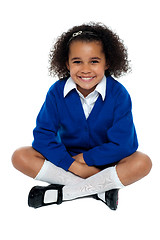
68, 40, 104, 57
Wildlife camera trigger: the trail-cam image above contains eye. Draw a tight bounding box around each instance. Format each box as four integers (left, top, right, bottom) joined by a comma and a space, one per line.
91, 60, 99, 64
73, 60, 82, 64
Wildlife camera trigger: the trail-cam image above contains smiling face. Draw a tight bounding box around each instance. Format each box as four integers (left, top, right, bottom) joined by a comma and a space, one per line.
66, 41, 108, 97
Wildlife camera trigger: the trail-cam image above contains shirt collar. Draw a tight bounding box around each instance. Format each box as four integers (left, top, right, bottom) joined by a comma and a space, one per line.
64, 76, 106, 101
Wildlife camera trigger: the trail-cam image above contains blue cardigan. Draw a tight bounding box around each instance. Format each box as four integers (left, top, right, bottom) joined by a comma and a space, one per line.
32, 76, 138, 171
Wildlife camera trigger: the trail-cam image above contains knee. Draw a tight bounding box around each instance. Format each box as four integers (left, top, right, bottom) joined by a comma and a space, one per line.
11, 147, 29, 171
136, 152, 152, 177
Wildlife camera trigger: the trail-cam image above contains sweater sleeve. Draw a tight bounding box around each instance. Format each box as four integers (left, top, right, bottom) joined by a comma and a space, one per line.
83, 87, 138, 166
32, 89, 74, 171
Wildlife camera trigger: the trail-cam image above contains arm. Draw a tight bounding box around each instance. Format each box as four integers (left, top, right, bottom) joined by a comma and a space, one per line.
32, 89, 75, 171
83, 88, 138, 167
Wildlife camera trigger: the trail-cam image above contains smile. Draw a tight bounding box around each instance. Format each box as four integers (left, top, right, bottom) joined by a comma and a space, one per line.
78, 76, 95, 82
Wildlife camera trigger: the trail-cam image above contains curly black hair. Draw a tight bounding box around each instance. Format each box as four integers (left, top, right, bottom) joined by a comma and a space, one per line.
49, 22, 131, 79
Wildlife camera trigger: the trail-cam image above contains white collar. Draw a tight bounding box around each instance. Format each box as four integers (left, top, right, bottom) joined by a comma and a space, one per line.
63, 76, 106, 101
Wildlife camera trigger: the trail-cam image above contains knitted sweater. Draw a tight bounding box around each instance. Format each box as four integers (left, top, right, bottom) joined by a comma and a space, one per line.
32, 76, 138, 171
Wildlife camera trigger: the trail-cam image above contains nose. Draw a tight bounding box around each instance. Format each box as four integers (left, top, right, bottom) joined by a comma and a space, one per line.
81, 63, 91, 74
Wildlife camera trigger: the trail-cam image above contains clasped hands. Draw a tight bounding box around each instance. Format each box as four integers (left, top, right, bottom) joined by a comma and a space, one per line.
68, 153, 100, 179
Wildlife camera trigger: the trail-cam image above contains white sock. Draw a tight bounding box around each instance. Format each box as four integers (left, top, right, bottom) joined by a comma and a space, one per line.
35, 160, 83, 185
35, 161, 124, 204
63, 166, 124, 201
35, 160, 83, 203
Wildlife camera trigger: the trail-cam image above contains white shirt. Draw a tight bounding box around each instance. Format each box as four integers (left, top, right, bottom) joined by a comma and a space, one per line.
64, 76, 107, 119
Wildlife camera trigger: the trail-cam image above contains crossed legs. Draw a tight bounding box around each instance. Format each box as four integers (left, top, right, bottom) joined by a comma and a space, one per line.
12, 147, 152, 207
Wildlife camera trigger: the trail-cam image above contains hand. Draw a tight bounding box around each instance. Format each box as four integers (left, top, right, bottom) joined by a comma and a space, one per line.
69, 160, 101, 179
72, 153, 86, 164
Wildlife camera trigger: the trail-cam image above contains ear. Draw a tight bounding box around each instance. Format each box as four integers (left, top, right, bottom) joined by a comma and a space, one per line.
66, 61, 70, 71
105, 62, 110, 71
105, 65, 109, 71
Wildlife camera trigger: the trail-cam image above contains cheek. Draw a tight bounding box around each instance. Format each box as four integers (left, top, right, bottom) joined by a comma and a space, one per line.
69, 69, 77, 80
69, 66, 79, 75
95, 66, 106, 75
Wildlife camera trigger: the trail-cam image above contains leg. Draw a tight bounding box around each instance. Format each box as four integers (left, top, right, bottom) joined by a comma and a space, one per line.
116, 151, 152, 186
12, 146, 83, 185
12, 146, 45, 178
62, 165, 123, 201
12, 147, 85, 208
63, 151, 152, 201
28, 164, 122, 209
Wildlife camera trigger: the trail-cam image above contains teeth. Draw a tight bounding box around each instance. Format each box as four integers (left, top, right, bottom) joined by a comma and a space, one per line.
81, 77, 93, 80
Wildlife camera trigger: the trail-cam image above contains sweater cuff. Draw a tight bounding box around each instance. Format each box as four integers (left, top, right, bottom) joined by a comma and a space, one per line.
83, 152, 93, 166
58, 154, 75, 171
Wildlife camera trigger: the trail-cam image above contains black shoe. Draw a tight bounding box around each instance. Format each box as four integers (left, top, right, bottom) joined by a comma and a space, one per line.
105, 189, 119, 210
28, 184, 64, 209
93, 189, 119, 210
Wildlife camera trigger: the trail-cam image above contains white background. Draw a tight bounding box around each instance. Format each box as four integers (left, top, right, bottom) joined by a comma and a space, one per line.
1, 0, 159, 239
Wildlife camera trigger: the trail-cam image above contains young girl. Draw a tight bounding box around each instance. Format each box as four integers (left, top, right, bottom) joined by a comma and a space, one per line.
12, 22, 152, 210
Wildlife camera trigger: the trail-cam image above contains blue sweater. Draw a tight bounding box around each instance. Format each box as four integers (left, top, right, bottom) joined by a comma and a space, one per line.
32, 76, 138, 171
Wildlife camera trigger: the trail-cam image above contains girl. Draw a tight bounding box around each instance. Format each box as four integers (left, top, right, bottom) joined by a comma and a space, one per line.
12, 22, 152, 210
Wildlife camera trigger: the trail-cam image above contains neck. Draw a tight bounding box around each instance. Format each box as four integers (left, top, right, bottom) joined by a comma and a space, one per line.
76, 85, 97, 98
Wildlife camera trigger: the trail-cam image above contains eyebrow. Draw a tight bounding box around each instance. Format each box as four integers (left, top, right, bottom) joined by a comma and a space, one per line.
71, 57, 101, 61
71, 57, 81, 61
91, 57, 101, 60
